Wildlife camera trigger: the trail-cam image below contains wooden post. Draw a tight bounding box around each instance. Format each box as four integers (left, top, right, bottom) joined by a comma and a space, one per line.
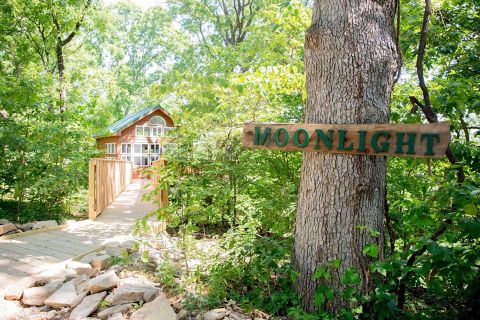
88, 159, 96, 220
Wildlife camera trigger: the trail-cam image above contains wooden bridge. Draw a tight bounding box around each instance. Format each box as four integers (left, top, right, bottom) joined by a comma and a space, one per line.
0, 159, 167, 290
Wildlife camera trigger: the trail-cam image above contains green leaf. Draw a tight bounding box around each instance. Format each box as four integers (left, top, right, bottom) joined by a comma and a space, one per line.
362, 244, 379, 258
464, 203, 478, 215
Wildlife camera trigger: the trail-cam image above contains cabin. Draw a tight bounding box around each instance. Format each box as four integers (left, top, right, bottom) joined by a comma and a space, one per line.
95, 105, 175, 177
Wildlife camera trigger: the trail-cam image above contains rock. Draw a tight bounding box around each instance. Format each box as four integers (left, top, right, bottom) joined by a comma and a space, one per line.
129, 293, 176, 320
230, 311, 251, 320
105, 282, 159, 305
36, 267, 76, 283
91, 267, 101, 277
177, 309, 188, 320
44, 278, 88, 308
32, 220, 58, 230
17, 222, 34, 231
90, 255, 111, 270
22, 279, 64, 306
108, 313, 124, 320
69, 291, 107, 320
88, 270, 120, 294
67, 261, 93, 276
0, 218, 10, 224
204, 308, 229, 320
4, 276, 38, 300
0, 223, 17, 236
96, 304, 131, 319
105, 244, 123, 256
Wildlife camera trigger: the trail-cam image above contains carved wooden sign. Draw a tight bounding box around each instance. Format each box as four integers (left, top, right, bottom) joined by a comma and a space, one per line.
243, 122, 450, 158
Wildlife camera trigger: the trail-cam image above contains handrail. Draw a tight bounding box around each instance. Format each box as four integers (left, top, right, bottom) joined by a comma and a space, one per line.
88, 158, 133, 220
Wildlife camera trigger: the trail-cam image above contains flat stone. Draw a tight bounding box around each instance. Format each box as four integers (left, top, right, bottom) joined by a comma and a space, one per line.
90, 255, 111, 270
88, 270, 120, 294
67, 261, 94, 276
130, 294, 176, 320
69, 291, 107, 320
36, 268, 76, 283
229, 311, 251, 320
108, 313, 124, 320
204, 308, 229, 320
17, 222, 34, 231
92, 267, 101, 277
44, 278, 87, 308
105, 283, 159, 305
0, 219, 11, 224
96, 304, 131, 319
4, 276, 38, 300
22, 279, 64, 306
0, 223, 17, 236
32, 220, 58, 229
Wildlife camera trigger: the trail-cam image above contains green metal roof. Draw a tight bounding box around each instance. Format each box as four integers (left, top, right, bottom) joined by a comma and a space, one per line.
95, 105, 168, 138
108, 106, 158, 134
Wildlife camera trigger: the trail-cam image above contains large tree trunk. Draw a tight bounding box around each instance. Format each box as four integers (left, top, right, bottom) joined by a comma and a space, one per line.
293, 0, 398, 312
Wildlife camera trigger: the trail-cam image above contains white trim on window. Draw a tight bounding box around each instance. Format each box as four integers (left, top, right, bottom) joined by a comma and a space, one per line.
121, 155, 132, 162
121, 143, 132, 154
105, 143, 116, 154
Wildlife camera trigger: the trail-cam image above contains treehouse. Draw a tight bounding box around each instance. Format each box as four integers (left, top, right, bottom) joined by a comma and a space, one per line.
95, 105, 175, 177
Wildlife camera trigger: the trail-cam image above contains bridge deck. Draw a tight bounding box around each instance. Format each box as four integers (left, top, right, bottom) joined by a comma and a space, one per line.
0, 180, 155, 289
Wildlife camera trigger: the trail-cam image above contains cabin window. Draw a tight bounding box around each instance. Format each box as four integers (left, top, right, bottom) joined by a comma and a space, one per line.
144, 126, 151, 136
134, 155, 149, 166
134, 143, 149, 154
121, 155, 132, 162
149, 116, 166, 126
150, 144, 160, 154
121, 143, 132, 154
150, 155, 160, 163
136, 126, 143, 136
105, 143, 116, 154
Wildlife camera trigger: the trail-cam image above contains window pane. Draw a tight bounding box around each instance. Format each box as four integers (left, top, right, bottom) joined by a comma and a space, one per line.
149, 116, 166, 126
134, 144, 142, 154
142, 144, 149, 154
121, 143, 131, 154
142, 155, 149, 166
144, 126, 151, 136
134, 156, 142, 166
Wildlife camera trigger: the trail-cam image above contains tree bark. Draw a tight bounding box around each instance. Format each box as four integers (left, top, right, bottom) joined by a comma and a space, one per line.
293, 0, 398, 312
56, 39, 67, 113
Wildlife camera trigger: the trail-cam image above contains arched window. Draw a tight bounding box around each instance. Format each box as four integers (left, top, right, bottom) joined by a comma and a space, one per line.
149, 116, 166, 126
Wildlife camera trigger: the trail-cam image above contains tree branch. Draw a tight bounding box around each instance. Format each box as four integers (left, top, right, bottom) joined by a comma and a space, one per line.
397, 0, 466, 310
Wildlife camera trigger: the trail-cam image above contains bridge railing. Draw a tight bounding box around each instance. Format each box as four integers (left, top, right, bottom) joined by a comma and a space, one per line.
88, 158, 133, 220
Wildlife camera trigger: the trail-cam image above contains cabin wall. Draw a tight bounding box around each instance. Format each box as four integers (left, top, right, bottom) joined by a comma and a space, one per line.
96, 109, 174, 179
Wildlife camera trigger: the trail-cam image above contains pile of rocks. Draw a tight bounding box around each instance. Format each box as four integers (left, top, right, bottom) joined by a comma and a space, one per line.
0, 219, 59, 236
2, 247, 177, 320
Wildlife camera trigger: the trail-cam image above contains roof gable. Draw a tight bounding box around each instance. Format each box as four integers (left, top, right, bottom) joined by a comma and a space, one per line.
101, 105, 172, 137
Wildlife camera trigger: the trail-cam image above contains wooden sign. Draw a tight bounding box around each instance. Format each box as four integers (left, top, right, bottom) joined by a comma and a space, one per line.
243, 122, 450, 158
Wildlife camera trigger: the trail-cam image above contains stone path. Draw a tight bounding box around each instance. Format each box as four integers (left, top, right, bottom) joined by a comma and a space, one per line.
0, 180, 156, 289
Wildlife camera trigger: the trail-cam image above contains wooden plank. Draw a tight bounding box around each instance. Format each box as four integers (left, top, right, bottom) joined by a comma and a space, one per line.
243, 122, 450, 158
88, 159, 96, 220
0, 225, 65, 240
